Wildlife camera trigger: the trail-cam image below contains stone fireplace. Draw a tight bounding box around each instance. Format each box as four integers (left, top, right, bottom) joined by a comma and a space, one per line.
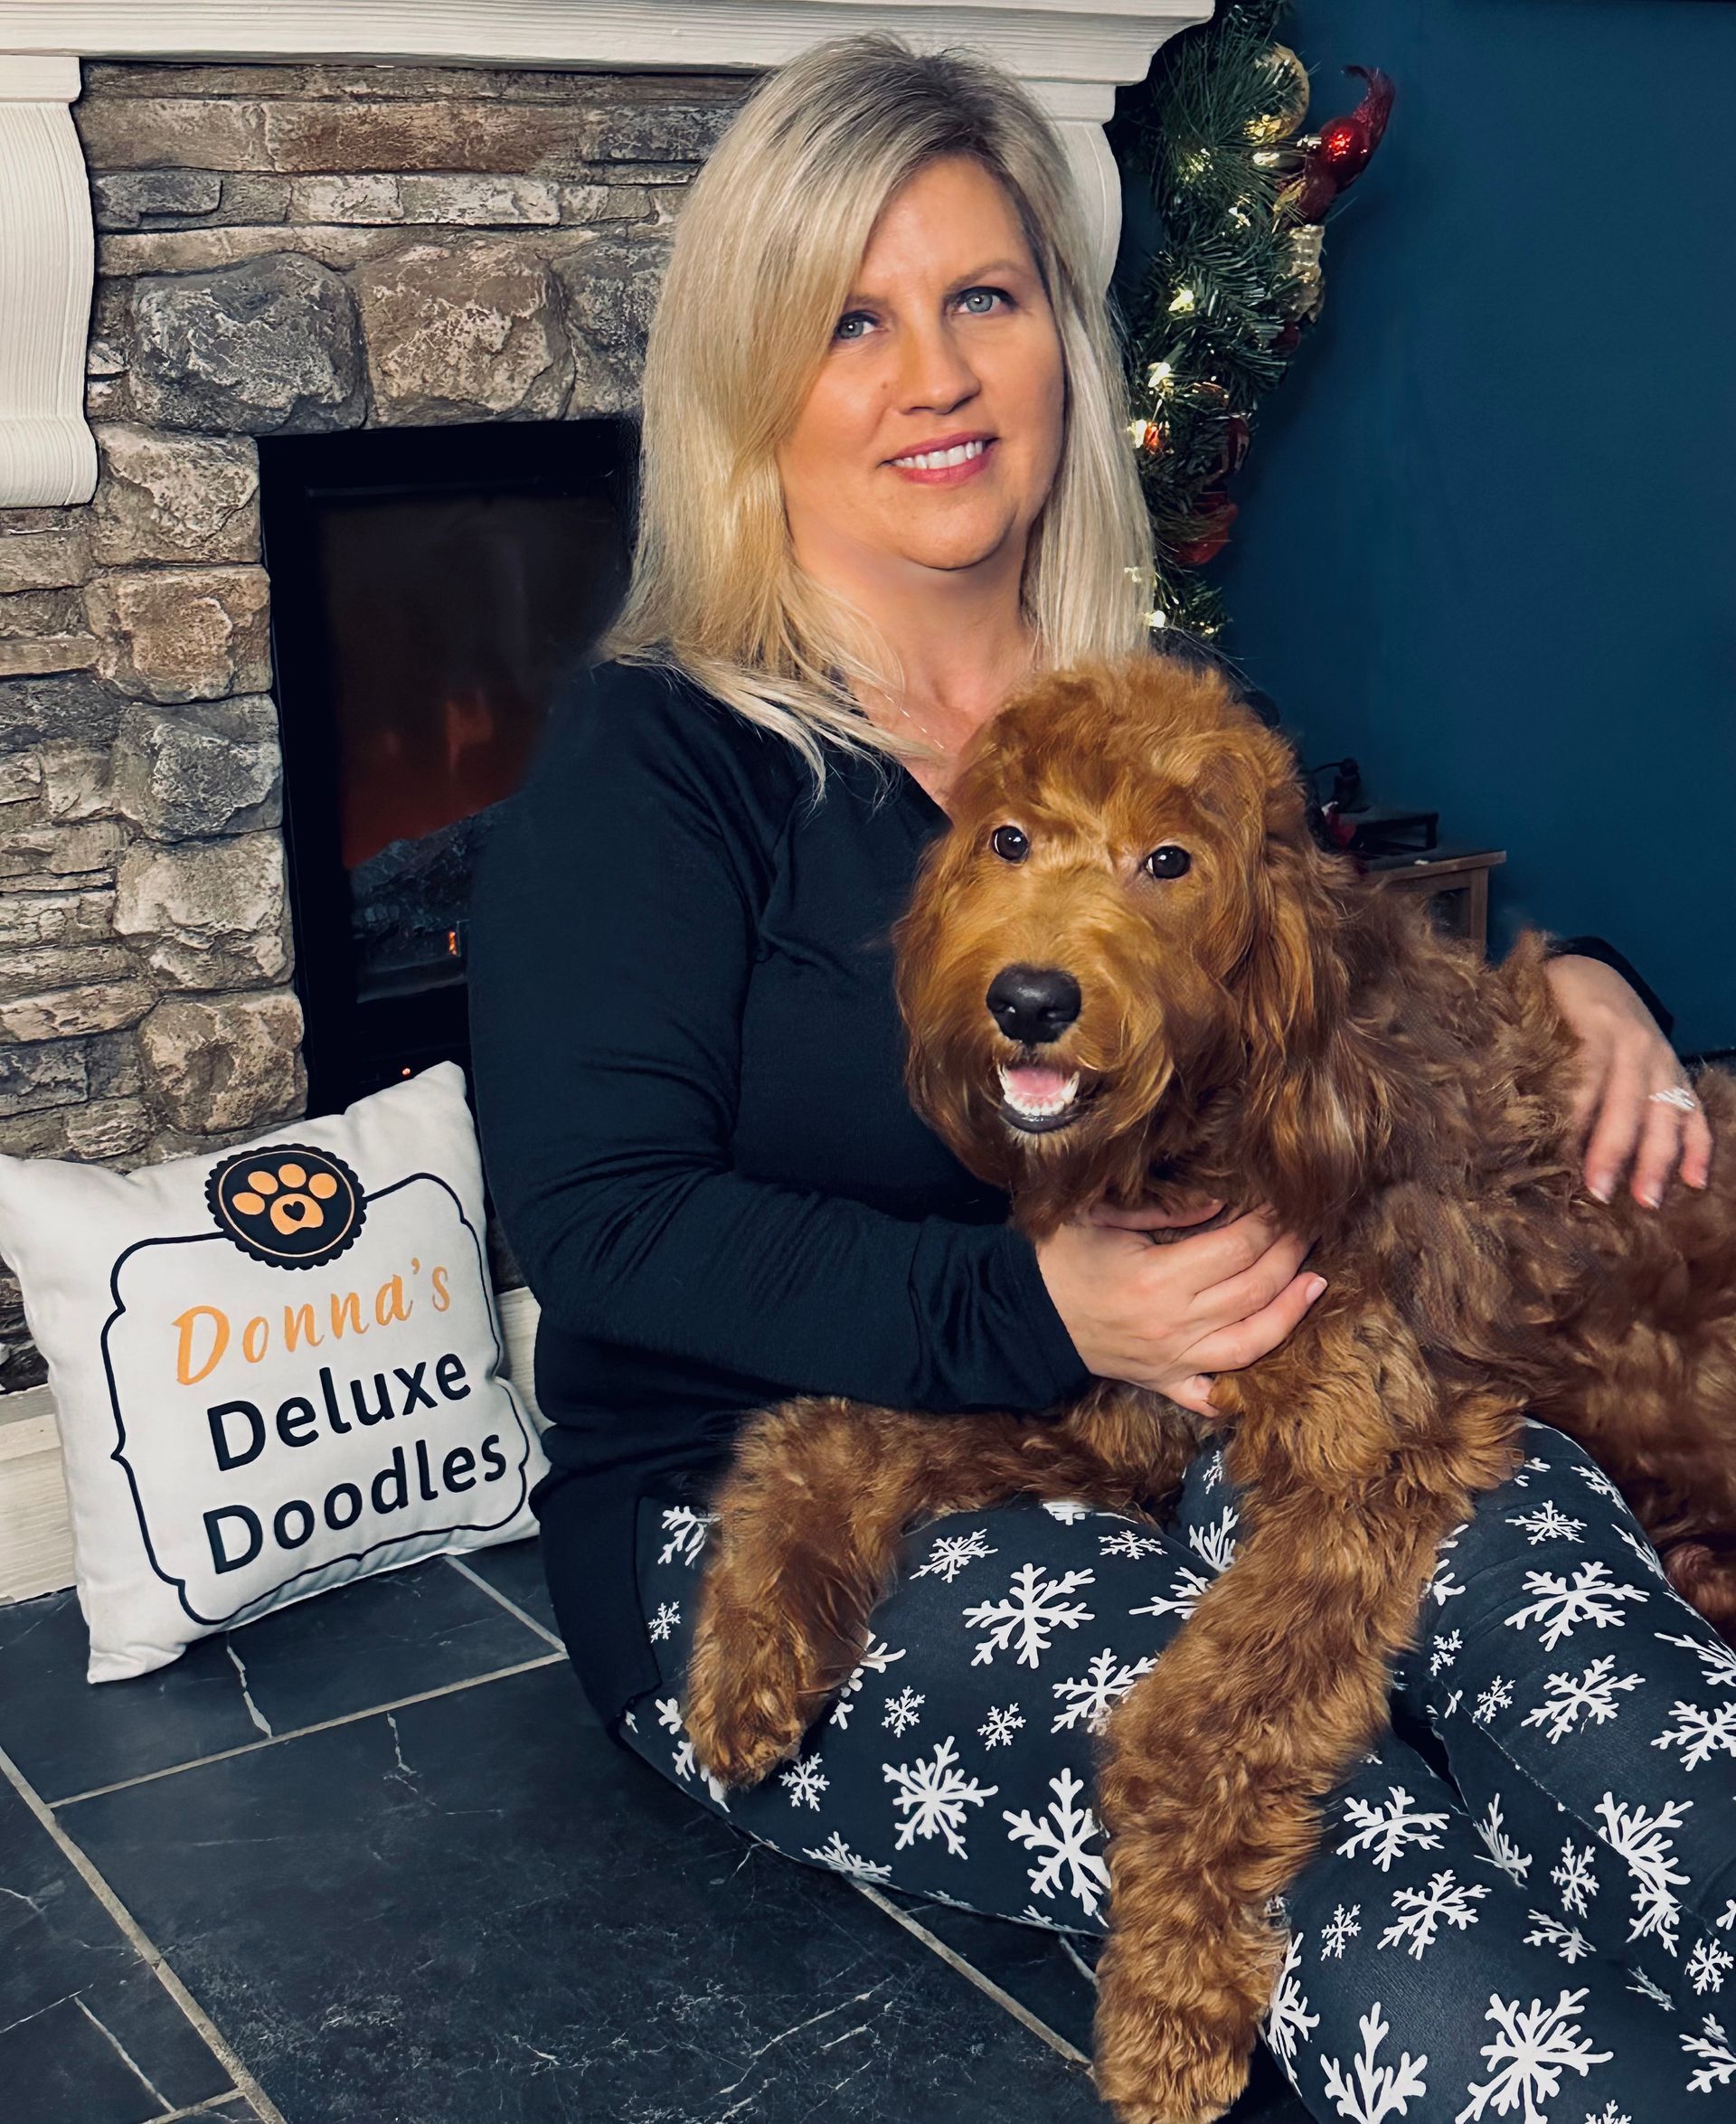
0, 3, 1205, 1586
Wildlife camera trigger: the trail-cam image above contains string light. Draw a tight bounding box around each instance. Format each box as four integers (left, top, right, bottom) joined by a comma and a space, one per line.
1167, 288, 1198, 316
1146, 359, 1175, 390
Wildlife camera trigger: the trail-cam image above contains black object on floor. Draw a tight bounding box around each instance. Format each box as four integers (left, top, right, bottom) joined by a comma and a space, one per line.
0, 1543, 1306, 2122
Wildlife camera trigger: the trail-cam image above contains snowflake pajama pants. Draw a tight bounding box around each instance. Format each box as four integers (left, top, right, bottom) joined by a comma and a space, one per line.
617, 1421, 1736, 2120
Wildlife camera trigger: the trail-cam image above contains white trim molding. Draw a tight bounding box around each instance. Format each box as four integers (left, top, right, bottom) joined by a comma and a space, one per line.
0, 1, 1209, 505
0, 55, 97, 505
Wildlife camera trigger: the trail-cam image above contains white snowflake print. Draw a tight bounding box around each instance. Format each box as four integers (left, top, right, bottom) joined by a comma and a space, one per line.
646, 1600, 681, 1643
1567, 1457, 1625, 1504
1627, 1966, 1675, 2012
1430, 1630, 1463, 1677
1594, 1790, 1693, 1954
1456, 1987, 1612, 2124
1523, 1911, 1593, 1964
1187, 1505, 1240, 1574
1582, 2106, 1629, 2124
1520, 1656, 1643, 1744
1319, 2002, 1429, 2122
1003, 1766, 1111, 1919
827, 1634, 906, 1732
963, 1562, 1095, 1668
1322, 1903, 1363, 1959
1506, 1501, 1587, 1546
1552, 1841, 1599, 1918
656, 1694, 732, 1810
1688, 1937, 1733, 1996
1612, 1521, 1668, 1581
1098, 1525, 1167, 1562
800, 1829, 892, 1883
1202, 1446, 1226, 1488
1336, 1787, 1450, 1873
978, 1703, 1024, 1749
1439, 1688, 1466, 1723
621, 1708, 637, 1732
1378, 1871, 1490, 1960
1656, 1628, 1736, 1694
1653, 1696, 1736, 1773
1050, 1647, 1156, 1734
883, 1735, 999, 1857
1042, 1498, 1093, 1524
910, 1526, 997, 1583
1128, 1562, 1212, 1623
1506, 1451, 1556, 1490
1722, 1901, 1736, 1931
1505, 1562, 1648, 1651
656, 1504, 719, 1566
779, 1755, 829, 1809
1474, 1795, 1533, 1886
1017, 1902, 1071, 1931
881, 1686, 925, 1736
1262, 1931, 1320, 2071
1684, 2013, 1736, 2091
1474, 1677, 1514, 1726
1429, 1525, 1470, 1608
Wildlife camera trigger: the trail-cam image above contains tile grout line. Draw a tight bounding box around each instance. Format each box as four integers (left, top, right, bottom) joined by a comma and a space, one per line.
849, 1883, 1094, 2074
51, 1652, 565, 1808
442, 1553, 567, 1653
0, 1739, 289, 2124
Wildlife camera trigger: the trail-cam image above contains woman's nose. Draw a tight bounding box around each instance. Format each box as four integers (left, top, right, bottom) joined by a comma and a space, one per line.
898, 321, 979, 413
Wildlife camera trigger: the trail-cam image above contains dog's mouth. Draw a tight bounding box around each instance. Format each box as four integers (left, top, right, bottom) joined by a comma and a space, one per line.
996, 1059, 1098, 1135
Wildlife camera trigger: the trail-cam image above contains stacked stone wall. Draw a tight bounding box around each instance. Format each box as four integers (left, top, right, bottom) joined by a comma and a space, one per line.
0, 60, 743, 1386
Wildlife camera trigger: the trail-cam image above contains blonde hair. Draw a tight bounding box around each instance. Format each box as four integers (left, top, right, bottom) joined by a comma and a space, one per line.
607, 33, 1155, 786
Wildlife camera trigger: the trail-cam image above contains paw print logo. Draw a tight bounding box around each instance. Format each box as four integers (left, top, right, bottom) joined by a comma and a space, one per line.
206, 1145, 365, 1270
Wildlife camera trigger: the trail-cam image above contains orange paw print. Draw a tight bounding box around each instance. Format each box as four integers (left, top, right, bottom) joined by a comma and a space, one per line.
208, 1145, 365, 1269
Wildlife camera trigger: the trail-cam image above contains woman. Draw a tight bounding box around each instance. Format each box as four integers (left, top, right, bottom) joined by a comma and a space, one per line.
470, 36, 1732, 2120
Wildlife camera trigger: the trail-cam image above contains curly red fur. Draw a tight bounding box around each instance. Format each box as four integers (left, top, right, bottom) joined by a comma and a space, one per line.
682, 657, 1736, 2122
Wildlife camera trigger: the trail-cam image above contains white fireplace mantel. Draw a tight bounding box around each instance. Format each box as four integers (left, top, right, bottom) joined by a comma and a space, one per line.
0, 2, 1208, 506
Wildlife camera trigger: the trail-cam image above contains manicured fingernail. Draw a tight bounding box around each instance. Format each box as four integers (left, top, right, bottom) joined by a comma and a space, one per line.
1639, 1187, 1661, 1210
1589, 1176, 1612, 1203
1305, 1275, 1328, 1302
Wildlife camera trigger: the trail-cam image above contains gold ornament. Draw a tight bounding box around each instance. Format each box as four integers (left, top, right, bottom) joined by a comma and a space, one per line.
1244, 44, 1310, 146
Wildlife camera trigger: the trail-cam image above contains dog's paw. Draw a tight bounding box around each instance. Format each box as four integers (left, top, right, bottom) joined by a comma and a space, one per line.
1093, 1958, 1252, 2124
682, 1631, 816, 1789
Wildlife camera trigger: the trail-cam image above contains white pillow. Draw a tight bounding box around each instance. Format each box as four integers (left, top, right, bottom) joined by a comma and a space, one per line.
0, 1061, 546, 1681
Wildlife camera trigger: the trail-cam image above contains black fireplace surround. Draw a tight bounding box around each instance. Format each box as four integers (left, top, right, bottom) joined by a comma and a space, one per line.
259, 419, 634, 1112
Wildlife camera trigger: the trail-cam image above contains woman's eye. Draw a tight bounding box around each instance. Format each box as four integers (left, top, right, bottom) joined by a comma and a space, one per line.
833, 310, 875, 343
957, 287, 1008, 316
1143, 845, 1192, 880
991, 825, 1029, 863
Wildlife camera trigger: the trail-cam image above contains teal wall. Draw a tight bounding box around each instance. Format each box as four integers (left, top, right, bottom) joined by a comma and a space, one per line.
1120, 0, 1736, 1053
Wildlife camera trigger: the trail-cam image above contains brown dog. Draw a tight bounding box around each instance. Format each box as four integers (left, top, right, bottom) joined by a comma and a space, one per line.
681, 656, 1736, 2123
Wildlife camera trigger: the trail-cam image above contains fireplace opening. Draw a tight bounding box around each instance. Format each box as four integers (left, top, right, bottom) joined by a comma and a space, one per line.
260, 419, 634, 1112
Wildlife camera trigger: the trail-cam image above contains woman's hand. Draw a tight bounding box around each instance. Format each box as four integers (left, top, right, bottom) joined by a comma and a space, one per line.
1545, 955, 1711, 1208
1034, 1196, 1326, 1418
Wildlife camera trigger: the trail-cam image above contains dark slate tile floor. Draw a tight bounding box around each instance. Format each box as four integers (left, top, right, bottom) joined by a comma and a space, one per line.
1, 1539, 1307, 2124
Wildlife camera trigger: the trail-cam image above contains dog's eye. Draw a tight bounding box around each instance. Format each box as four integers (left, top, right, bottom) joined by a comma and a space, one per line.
1143, 845, 1192, 880
990, 826, 1030, 863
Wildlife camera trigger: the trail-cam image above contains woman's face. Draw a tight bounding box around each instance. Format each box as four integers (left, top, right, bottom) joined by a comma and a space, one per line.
776, 155, 1067, 595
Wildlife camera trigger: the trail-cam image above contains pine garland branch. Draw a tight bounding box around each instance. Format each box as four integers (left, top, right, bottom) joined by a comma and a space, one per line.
1111, 2, 1392, 640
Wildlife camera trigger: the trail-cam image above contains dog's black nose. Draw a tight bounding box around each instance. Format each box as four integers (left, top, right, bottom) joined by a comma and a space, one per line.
986, 964, 1081, 1045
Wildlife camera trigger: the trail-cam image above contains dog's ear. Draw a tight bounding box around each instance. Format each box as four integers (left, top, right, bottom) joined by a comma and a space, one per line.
1235, 755, 1389, 1221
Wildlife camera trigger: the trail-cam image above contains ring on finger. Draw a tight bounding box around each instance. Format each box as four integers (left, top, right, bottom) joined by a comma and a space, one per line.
1647, 1084, 1699, 1115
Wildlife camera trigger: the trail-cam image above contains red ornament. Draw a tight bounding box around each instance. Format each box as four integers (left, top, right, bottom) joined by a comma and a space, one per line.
1316, 114, 1373, 183
1172, 493, 1239, 568
1288, 64, 1394, 223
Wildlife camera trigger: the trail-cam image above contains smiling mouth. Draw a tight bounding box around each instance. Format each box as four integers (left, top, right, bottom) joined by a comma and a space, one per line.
892, 438, 988, 470
996, 1060, 1094, 1134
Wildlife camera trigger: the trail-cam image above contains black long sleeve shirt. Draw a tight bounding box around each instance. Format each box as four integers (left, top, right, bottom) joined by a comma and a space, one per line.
467, 658, 1093, 1730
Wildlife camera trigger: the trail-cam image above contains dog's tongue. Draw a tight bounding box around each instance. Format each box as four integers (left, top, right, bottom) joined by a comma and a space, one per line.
1002, 1064, 1073, 1109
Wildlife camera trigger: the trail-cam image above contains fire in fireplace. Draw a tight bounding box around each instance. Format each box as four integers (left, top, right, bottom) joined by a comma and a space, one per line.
259, 420, 634, 1110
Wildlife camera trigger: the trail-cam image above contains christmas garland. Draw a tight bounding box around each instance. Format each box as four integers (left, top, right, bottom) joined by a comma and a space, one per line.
1111, 1, 1393, 639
